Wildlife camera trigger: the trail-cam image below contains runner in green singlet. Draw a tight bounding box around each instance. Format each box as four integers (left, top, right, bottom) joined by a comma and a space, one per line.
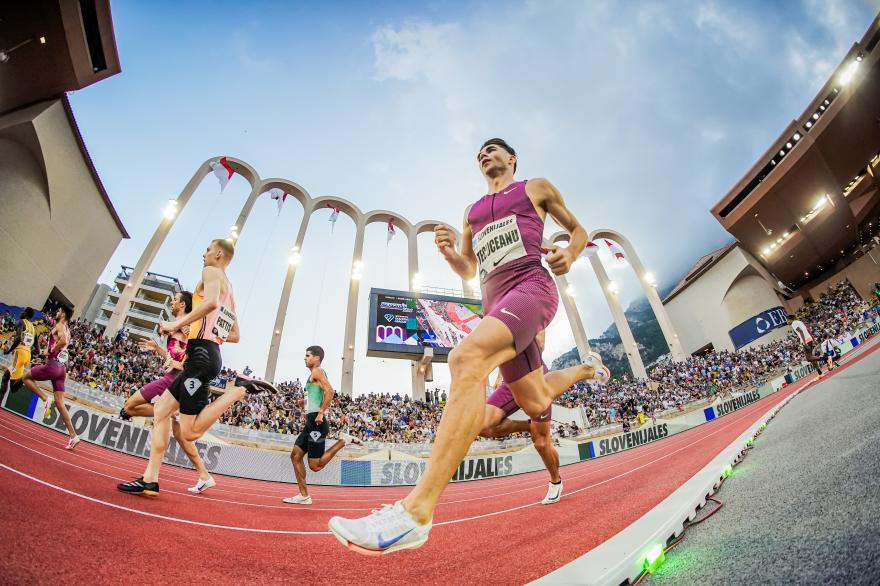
283, 345, 363, 505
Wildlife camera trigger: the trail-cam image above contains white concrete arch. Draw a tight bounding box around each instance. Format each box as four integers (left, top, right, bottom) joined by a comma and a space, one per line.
589, 229, 685, 367
104, 156, 264, 337
120, 155, 513, 396
541, 232, 592, 363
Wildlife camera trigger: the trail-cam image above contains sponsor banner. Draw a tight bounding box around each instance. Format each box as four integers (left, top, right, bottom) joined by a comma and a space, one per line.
594, 424, 669, 457
4, 322, 874, 487
703, 390, 761, 421
1, 397, 342, 485
728, 306, 789, 350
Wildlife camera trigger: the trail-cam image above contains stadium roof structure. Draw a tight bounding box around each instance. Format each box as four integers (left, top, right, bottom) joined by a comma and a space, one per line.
0, 1, 127, 238
0, 1, 121, 116
662, 241, 737, 303
711, 15, 880, 293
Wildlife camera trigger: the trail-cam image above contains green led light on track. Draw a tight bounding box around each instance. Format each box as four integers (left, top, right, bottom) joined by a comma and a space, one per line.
724, 464, 733, 477
644, 544, 666, 574
747, 438, 754, 446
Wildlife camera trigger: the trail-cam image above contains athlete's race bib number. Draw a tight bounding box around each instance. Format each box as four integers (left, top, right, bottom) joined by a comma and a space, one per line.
57, 348, 69, 363
21, 332, 34, 346
472, 214, 527, 281
213, 305, 236, 342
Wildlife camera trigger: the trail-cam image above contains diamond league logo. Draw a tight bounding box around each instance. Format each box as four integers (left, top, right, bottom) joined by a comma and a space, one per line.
384, 313, 395, 322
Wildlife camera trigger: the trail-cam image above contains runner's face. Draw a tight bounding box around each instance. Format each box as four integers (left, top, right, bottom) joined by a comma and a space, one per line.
171, 293, 183, 315
203, 242, 220, 267
477, 144, 515, 179
304, 351, 316, 368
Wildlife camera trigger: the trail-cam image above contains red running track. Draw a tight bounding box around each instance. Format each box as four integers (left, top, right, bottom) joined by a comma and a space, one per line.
0, 379, 809, 585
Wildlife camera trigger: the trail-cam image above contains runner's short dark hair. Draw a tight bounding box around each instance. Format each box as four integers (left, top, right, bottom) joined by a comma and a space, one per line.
306, 345, 325, 362
480, 138, 517, 173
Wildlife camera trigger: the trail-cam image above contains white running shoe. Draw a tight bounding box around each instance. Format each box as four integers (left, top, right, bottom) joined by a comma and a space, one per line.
282, 494, 313, 505
584, 353, 611, 384
541, 480, 563, 505
337, 432, 364, 446
65, 435, 80, 450
329, 501, 431, 556
188, 477, 216, 494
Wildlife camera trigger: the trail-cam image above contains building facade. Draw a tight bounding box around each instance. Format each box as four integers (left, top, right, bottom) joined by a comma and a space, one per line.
93, 267, 182, 342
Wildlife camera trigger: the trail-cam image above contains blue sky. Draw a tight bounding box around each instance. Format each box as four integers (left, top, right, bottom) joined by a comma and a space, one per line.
71, 0, 878, 392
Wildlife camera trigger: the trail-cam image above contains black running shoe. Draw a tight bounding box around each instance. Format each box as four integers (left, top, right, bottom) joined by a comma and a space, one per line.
119, 407, 132, 421
117, 477, 159, 496
234, 376, 278, 395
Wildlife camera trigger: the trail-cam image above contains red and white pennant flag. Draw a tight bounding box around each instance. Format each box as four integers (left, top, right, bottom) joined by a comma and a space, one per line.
209, 156, 235, 192
603, 239, 625, 261
582, 241, 599, 258
386, 218, 396, 245
268, 188, 288, 215
328, 205, 340, 233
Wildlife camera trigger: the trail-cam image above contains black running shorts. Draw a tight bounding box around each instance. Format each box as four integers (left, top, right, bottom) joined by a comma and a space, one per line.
294, 412, 329, 459
168, 339, 223, 416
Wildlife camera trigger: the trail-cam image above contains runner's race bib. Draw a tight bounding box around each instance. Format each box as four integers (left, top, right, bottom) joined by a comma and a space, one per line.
57, 348, 69, 363
472, 215, 527, 281
213, 305, 237, 342
22, 332, 34, 347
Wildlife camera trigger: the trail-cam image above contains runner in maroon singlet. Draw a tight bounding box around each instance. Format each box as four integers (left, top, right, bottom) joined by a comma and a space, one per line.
21, 306, 80, 449
329, 138, 610, 554
120, 290, 216, 493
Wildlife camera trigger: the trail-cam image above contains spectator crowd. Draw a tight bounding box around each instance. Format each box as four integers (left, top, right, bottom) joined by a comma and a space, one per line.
4, 281, 878, 444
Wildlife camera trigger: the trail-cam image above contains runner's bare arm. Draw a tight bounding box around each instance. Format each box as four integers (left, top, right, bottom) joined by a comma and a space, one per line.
529, 178, 588, 276
226, 319, 240, 343
161, 267, 222, 334
4, 322, 22, 354
434, 206, 477, 280
48, 323, 68, 354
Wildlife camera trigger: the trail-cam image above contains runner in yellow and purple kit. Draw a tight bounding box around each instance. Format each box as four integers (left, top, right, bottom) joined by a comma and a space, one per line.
330, 138, 611, 554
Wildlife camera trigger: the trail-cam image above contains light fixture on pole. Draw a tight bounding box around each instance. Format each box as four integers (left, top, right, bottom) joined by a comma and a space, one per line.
163, 199, 178, 220
351, 260, 364, 280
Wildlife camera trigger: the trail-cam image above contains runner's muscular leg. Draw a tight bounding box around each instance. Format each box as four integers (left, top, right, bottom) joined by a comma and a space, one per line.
402, 316, 517, 524
291, 446, 309, 497
53, 391, 76, 436
179, 386, 246, 441
142, 391, 179, 483
309, 440, 346, 472
508, 362, 597, 420
20, 371, 50, 403
529, 421, 561, 483
124, 391, 154, 418
477, 404, 508, 438
172, 417, 211, 481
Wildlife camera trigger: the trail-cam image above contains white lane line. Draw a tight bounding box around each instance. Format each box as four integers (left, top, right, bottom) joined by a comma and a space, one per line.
0, 388, 797, 530
0, 433, 370, 512
435, 389, 795, 526
0, 462, 331, 535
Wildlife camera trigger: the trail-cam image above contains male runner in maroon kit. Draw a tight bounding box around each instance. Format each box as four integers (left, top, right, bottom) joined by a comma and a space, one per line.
329, 138, 609, 554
